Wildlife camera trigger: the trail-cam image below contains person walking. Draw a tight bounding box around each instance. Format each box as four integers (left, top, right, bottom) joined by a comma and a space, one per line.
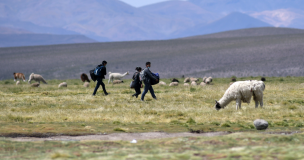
131, 67, 142, 98
141, 62, 158, 101
93, 61, 109, 96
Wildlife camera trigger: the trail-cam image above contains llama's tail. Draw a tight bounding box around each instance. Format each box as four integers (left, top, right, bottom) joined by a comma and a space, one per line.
41, 78, 47, 84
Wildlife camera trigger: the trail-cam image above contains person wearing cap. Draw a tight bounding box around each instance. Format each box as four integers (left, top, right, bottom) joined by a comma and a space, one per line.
131, 67, 143, 98
93, 60, 109, 96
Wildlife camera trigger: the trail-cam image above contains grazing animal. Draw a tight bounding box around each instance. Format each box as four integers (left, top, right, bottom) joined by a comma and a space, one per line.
13, 73, 26, 82
200, 82, 206, 86
231, 78, 237, 82
203, 77, 207, 82
184, 77, 190, 83
80, 73, 90, 82
28, 73, 47, 84
171, 78, 179, 83
190, 77, 199, 82
261, 77, 266, 82
16, 81, 20, 85
113, 80, 124, 84
159, 81, 166, 86
191, 81, 197, 86
215, 81, 265, 110
184, 83, 190, 86
83, 82, 90, 88
205, 77, 213, 84
31, 83, 40, 87
58, 82, 67, 88
108, 72, 129, 84
169, 82, 178, 86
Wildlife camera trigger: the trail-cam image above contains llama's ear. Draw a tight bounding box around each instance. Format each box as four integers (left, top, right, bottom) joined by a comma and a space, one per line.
215, 100, 218, 104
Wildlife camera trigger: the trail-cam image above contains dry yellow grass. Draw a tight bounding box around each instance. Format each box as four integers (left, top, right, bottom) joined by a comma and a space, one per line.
0, 77, 303, 127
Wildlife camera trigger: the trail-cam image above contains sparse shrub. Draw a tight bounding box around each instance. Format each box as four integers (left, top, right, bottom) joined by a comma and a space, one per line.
221, 123, 231, 127
190, 87, 196, 92
279, 78, 284, 81
143, 110, 158, 115
295, 123, 304, 127
145, 121, 155, 125
176, 111, 185, 117
287, 105, 297, 110
248, 124, 255, 129
211, 122, 220, 126
113, 121, 121, 125
113, 128, 125, 132
7, 114, 32, 122
186, 117, 196, 124
274, 121, 289, 127
170, 120, 183, 125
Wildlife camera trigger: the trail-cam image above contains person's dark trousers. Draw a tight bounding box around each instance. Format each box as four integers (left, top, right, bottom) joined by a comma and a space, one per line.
133, 86, 141, 97
93, 78, 107, 95
141, 82, 156, 100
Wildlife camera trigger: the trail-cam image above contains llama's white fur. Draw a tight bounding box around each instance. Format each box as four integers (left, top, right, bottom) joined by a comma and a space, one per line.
16, 81, 20, 85
200, 82, 206, 86
58, 82, 67, 88
215, 81, 265, 110
190, 77, 199, 82
205, 77, 213, 84
184, 77, 190, 83
28, 73, 47, 84
159, 81, 166, 86
191, 81, 197, 86
83, 82, 90, 88
108, 72, 129, 84
169, 82, 178, 86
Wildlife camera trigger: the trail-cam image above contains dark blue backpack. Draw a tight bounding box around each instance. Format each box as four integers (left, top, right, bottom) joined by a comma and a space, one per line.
94, 66, 103, 76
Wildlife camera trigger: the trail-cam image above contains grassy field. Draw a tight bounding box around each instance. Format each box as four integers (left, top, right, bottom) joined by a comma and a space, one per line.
0, 76, 304, 159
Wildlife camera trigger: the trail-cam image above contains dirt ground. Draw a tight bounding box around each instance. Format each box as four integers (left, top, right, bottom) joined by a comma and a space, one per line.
7, 132, 230, 142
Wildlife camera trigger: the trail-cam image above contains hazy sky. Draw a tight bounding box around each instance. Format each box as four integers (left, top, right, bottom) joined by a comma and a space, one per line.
120, 0, 170, 7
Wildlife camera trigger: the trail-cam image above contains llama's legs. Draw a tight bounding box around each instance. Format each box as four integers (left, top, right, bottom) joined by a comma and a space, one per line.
255, 100, 259, 108
260, 96, 263, 108
236, 99, 241, 110
108, 77, 111, 84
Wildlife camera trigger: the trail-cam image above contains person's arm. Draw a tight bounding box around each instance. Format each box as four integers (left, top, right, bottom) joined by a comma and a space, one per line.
145, 69, 157, 81
102, 66, 107, 76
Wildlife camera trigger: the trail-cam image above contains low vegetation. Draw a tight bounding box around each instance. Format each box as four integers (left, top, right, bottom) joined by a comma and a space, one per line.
0, 77, 304, 159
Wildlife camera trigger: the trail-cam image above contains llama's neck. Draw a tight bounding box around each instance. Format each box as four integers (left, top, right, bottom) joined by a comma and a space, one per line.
122, 72, 128, 77
218, 96, 234, 108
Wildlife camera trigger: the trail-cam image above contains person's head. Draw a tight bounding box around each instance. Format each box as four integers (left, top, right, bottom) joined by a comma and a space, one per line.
102, 60, 107, 66
146, 62, 151, 68
135, 67, 142, 72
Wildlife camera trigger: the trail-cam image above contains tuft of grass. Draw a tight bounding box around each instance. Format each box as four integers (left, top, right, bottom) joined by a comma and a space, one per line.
221, 123, 231, 127
186, 117, 196, 124
113, 128, 126, 132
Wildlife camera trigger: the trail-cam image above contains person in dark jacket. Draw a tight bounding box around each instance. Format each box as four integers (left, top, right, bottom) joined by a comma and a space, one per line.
141, 62, 158, 101
132, 67, 143, 98
93, 61, 109, 96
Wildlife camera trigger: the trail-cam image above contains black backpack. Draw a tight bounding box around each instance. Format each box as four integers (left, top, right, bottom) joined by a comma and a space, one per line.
90, 69, 97, 82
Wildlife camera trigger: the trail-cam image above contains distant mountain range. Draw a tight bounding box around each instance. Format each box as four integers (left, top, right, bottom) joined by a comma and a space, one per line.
0, 0, 303, 46
173, 12, 272, 38
0, 33, 96, 48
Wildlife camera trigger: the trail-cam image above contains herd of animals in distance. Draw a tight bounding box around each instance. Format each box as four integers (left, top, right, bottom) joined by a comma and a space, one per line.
12, 72, 266, 111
